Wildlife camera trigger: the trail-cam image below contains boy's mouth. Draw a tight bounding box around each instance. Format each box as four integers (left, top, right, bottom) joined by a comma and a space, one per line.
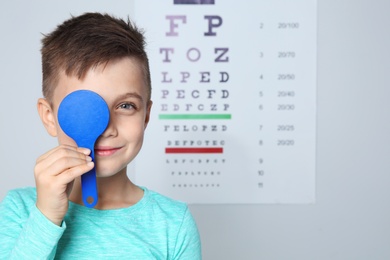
94, 146, 121, 156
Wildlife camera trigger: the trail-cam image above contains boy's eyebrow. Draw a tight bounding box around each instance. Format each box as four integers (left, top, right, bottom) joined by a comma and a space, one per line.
117, 92, 144, 102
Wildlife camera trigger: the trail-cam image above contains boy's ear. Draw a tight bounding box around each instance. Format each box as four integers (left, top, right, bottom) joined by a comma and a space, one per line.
37, 98, 58, 137
144, 100, 153, 129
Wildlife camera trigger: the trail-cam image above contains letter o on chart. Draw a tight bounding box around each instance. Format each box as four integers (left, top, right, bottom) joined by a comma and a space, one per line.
187, 48, 201, 62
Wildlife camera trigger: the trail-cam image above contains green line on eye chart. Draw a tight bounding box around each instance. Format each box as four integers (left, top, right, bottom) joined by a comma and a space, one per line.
159, 114, 232, 120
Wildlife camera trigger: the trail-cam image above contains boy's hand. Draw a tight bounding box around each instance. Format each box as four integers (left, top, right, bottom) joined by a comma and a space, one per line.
34, 145, 94, 226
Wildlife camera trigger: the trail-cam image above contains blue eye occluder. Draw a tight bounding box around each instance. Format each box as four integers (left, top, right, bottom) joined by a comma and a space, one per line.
58, 90, 110, 208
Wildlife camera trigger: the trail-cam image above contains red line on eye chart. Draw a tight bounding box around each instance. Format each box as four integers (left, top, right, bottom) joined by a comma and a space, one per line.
165, 147, 224, 154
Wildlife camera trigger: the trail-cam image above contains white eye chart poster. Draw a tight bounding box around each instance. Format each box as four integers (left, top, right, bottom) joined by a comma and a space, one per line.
134, 0, 317, 204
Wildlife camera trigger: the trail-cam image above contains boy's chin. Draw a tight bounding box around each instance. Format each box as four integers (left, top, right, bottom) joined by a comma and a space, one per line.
96, 172, 117, 178
95, 167, 126, 178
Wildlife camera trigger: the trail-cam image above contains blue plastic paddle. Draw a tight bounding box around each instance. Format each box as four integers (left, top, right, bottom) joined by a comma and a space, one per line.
58, 90, 110, 208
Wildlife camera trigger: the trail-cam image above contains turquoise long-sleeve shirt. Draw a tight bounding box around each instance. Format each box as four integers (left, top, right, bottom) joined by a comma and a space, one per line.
0, 187, 201, 259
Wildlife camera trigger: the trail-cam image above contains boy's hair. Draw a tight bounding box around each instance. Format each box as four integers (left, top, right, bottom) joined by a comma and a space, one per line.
41, 12, 151, 102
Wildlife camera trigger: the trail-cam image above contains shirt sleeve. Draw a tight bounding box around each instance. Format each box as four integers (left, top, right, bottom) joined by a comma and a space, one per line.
172, 206, 202, 260
0, 190, 66, 260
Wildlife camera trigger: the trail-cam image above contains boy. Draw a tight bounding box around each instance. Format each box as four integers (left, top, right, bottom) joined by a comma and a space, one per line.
0, 13, 201, 259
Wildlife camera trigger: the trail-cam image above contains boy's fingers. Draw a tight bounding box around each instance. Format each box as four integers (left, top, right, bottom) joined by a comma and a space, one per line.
35, 156, 92, 183
35, 158, 94, 187
36, 146, 91, 171
78, 147, 91, 155
44, 156, 93, 177
36, 145, 90, 163
59, 161, 94, 184
36, 145, 73, 163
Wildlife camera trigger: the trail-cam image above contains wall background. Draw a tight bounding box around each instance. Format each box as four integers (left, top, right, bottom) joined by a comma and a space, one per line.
1, 0, 389, 259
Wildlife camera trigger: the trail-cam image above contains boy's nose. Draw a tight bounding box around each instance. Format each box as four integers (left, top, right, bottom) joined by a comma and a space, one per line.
100, 117, 117, 137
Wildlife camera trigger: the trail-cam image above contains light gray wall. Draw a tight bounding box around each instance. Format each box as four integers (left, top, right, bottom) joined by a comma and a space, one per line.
1, 1, 389, 259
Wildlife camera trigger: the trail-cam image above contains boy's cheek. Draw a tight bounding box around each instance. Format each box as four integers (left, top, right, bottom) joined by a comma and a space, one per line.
57, 129, 78, 147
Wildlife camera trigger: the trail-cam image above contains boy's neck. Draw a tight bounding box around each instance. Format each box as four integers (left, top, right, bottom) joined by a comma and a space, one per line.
69, 170, 144, 210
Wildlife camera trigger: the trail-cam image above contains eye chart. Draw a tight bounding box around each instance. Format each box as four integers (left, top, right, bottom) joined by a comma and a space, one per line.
134, 0, 317, 204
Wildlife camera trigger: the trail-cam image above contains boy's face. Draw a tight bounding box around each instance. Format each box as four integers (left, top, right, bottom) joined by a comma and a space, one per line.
47, 57, 152, 178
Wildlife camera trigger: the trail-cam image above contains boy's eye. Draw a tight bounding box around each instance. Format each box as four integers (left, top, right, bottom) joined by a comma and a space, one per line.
118, 102, 136, 110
